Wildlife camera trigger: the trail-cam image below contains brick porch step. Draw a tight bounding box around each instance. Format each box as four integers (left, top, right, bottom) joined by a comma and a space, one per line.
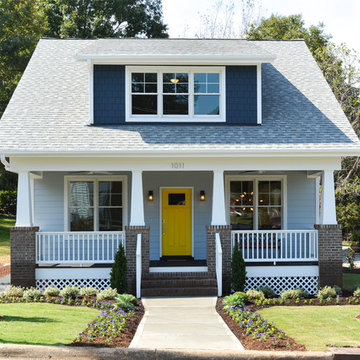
141, 272, 218, 297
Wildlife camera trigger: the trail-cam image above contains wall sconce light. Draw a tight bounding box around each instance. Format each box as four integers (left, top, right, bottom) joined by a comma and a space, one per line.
148, 191, 153, 201
200, 190, 205, 201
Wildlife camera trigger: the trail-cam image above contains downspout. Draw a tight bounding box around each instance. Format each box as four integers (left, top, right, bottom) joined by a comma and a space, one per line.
0, 155, 11, 171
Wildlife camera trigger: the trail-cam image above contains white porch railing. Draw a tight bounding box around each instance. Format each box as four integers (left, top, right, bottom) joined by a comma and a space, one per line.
215, 233, 222, 297
136, 233, 142, 298
36, 231, 126, 264
231, 230, 318, 262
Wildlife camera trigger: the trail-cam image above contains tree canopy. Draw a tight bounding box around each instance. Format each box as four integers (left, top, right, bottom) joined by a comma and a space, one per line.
41, 0, 168, 39
246, 14, 331, 54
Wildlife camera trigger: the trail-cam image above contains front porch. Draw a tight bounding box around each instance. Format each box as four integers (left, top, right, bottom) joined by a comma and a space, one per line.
10, 157, 343, 296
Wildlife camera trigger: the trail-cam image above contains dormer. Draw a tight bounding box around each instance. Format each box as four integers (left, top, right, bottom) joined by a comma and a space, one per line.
76, 39, 276, 125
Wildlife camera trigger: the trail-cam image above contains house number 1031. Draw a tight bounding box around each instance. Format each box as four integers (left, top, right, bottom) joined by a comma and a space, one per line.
171, 162, 185, 169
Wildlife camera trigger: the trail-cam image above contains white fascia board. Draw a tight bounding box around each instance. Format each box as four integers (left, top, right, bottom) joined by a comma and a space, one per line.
2, 147, 360, 158
75, 54, 276, 65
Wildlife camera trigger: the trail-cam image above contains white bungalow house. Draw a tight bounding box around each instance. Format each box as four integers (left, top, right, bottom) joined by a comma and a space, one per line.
1, 38, 359, 297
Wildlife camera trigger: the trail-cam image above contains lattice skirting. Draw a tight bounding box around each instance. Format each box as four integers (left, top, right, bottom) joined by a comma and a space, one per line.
36, 278, 110, 291
245, 276, 319, 295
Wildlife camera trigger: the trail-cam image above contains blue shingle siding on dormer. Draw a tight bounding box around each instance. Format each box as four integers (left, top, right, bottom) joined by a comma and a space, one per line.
94, 65, 125, 124
226, 66, 257, 124
93, 65, 257, 124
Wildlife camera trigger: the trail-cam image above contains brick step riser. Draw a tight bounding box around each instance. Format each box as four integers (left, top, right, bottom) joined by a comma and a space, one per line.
144, 272, 214, 279
142, 279, 217, 288
141, 287, 218, 297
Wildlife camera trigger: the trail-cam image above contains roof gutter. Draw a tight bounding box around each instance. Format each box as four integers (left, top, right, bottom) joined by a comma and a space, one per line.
2, 147, 360, 158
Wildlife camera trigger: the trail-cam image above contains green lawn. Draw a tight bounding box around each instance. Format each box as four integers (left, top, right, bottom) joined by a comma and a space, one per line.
343, 273, 360, 293
259, 306, 360, 350
0, 216, 15, 264
0, 303, 99, 345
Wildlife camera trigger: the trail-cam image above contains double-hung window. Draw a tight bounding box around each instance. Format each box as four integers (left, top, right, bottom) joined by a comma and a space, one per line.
126, 66, 225, 122
228, 177, 285, 230
67, 177, 127, 231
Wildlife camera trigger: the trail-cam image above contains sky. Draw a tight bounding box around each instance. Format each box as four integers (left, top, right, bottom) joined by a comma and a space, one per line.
162, 0, 360, 54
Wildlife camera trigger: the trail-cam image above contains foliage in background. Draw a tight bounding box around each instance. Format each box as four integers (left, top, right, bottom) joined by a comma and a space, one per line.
0, 0, 48, 118
110, 244, 127, 293
0, 190, 16, 215
41, 0, 168, 39
231, 241, 246, 292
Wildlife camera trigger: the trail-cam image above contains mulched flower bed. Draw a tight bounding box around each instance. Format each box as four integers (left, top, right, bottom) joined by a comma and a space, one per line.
70, 301, 144, 347
0, 295, 144, 347
343, 267, 360, 274
216, 298, 305, 351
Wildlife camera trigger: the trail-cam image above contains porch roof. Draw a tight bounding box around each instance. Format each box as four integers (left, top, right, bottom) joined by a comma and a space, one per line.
0, 39, 359, 156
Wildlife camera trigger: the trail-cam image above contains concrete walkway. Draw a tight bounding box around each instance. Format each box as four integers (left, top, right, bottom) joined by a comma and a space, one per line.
130, 297, 243, 350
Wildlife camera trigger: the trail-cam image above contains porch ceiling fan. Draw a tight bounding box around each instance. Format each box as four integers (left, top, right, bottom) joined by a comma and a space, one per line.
70, 171, 113, 175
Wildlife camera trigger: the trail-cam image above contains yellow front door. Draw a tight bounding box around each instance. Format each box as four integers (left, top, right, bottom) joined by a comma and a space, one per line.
162, 188, 192, 256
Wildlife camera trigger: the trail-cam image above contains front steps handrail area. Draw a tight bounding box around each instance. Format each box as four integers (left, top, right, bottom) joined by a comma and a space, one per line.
136, 233, 142, 298
215, 233, 222, 297
36, 231, 126, 264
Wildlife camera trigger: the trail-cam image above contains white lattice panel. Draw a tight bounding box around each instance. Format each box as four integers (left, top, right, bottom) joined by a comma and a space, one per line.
36, 278, 110, 291
245, 276, 318, 295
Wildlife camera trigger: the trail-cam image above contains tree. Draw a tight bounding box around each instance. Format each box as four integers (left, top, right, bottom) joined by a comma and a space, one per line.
41, 0, 168, 39
231, 241, 246, 292
110, 244, 127, 293
247, 14, 331, 54
0, 0, 48, 117
196, 0, 261, 39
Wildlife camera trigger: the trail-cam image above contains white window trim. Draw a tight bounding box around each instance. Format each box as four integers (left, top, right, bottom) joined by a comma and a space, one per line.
225, 175, 287, 230
125, 66, 226, 123
64, 175, 128, 232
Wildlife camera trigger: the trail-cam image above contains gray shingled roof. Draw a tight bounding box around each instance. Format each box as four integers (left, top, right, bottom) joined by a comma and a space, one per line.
0, 38, 359, 155
77, 38, 273, 57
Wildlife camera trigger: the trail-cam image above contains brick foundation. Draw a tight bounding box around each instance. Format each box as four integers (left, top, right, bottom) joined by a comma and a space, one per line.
314, 224, 343, 288
206, 225, 232, 295
10, 227, 39, 288
124, 226, 150, 295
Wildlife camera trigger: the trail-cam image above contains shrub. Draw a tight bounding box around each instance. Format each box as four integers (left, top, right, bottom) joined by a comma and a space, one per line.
110, 244, 127, 294
97, 287, 117, 301
246, 289, 264, 301
80, 287, 98, 297
116, 293, 137, 305
0, 190, 16, 215
231, 241, 246, 292
23, 287, 42, 299
317, 286, 337, 298
4, 285, 24, 297
115, 294, 137, 312
257, 286, 276, 299
59, 286, 79, 298
280, 289, 303, 299
223, 292, 248, 308
44, 286, 60, 297
333, 285, 342, 296
353, 288, 360, 298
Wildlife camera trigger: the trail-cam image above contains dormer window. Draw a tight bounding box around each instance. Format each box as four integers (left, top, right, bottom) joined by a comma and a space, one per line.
126, 66, 225, 122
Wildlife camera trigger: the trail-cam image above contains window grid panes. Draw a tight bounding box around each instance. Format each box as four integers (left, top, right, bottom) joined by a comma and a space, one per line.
129, 69, 222, 119
258, 181, 282, 230
229, 180, 282, 230
131, 72, 158, 115
69, 180, 124, 231
230, 181, 254, 230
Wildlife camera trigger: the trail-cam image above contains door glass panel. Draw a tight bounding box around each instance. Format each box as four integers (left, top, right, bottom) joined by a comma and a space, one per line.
168, 193, 185, 205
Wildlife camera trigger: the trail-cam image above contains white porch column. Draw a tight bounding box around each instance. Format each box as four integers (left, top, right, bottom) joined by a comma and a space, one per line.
130, 170, 145, 226
15, 171, 32, 227
320, 170, 337, 225
211, 170, 227, 225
